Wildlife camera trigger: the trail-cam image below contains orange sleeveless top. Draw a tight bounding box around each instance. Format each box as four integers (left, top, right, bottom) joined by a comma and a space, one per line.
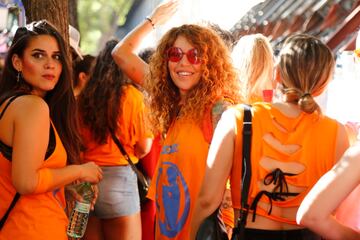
230, 103, 339, 225
147, 117, 209, 240
0, 123, 68, 240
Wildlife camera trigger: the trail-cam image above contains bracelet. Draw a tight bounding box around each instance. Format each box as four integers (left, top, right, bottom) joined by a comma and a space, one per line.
145, 17, 155, 29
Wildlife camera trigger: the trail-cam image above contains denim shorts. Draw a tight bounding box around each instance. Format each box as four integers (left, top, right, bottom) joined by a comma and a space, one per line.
93, 165, 140, 219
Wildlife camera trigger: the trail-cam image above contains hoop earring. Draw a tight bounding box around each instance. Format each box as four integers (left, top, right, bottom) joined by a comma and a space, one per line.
16, 71, 21, 83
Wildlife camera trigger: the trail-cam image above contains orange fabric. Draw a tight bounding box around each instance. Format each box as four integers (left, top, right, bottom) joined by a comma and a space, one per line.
230, 103, 339, 225
0, 123, 68, 240
221, 185, 234, 228
81, 85, 152, 166
34, 168, 53, 193
147, 117, 209, 240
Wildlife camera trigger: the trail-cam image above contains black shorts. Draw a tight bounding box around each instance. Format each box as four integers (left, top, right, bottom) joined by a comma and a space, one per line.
242, 228, 321, 240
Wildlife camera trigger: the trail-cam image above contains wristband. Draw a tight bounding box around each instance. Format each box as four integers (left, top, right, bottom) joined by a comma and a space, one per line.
145, 17, 155, 29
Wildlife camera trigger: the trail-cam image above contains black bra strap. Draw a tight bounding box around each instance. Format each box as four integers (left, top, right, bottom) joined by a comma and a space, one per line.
0, 94, 25, 120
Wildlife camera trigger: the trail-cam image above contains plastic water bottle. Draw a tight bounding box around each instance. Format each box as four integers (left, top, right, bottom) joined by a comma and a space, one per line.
66, 182, 94, 238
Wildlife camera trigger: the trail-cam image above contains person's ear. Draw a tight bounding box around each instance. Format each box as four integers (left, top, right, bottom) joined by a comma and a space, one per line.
12, 54, 22, 72
78, 72, 89, 87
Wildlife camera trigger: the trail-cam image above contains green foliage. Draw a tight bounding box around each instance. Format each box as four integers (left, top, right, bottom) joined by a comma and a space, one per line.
77, 0, 133, 54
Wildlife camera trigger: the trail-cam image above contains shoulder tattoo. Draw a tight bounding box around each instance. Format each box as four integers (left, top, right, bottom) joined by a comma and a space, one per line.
211, 100, 233, 129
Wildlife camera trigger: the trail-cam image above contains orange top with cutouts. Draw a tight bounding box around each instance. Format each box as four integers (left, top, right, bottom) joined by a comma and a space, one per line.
230, 102, 339, 225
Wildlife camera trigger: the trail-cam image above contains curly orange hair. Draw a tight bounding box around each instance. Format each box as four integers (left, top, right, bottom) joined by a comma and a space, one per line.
145, 24, 241, 133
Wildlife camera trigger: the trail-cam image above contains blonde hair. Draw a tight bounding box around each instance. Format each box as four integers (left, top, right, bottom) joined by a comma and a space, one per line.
232, 34, 274, 103
145, 24, 241, 133
278, 34, 334, 114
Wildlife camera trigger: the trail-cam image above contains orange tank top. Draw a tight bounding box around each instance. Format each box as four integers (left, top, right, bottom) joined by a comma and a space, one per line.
0, 123, 68, 240
81, 85, 151, 166
147, 117, 210, 240
230, 103, 339, 225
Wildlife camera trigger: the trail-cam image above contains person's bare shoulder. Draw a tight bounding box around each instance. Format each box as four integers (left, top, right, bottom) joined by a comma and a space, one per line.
11, 95, 50, 123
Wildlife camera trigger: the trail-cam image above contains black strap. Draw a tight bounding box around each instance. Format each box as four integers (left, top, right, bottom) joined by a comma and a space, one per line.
0, 193, 20, 229
233, 104, 252, 239
0, 94, 26, 230
0, 94, 25, 120
109, 129, 149, 190
241, 104, 252, 211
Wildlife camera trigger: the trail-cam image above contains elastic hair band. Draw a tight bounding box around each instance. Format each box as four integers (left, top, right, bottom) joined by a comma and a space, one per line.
300, 92, 312, 99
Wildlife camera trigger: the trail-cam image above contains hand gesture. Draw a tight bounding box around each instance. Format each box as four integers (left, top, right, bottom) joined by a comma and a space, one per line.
149, 0, 179, 26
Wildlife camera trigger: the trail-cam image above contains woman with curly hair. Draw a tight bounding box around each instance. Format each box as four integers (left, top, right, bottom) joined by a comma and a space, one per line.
78, 39, 153, 240
190, 34, 350, 240
112, 1, 241, 239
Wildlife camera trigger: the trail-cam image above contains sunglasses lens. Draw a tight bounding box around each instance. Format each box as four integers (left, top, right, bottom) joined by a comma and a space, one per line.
167, 47, 201, 64
167, 47, 183, 62
187, 48, 200, 64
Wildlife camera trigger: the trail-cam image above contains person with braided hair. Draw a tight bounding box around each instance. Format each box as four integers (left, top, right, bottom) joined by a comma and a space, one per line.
191, 34, 349, 240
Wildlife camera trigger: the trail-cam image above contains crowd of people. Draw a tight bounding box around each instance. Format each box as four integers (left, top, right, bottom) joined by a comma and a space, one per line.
0, 0, 359, 240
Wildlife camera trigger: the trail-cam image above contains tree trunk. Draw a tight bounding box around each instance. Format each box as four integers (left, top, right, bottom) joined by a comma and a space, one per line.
68, 0, 79, 31
23, 0, 69, 46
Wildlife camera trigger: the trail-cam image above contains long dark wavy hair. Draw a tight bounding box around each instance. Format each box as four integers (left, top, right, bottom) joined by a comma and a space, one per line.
78, 39, 128, 144
0, 20, 81, 164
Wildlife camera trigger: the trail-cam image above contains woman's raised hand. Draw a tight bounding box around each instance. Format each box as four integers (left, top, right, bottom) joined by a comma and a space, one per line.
149, 0, 179, 27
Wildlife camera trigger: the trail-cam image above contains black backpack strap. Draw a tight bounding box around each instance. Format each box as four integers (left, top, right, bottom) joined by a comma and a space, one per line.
232, 104, 252, 239
0, 193, 20, 229
0, 93, 26, 230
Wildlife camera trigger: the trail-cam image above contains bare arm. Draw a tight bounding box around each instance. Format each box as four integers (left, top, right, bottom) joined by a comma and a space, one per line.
297, 142, 360, 240
190, 109, 237, 239
111, 0, 178, 85
11, 96, 102, 195
135, 137, 153, 159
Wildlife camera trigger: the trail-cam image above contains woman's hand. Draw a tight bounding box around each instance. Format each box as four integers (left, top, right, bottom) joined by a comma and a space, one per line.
79, 162, 103, 183
65, 183, 99, 210
149, 0, 179, 27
